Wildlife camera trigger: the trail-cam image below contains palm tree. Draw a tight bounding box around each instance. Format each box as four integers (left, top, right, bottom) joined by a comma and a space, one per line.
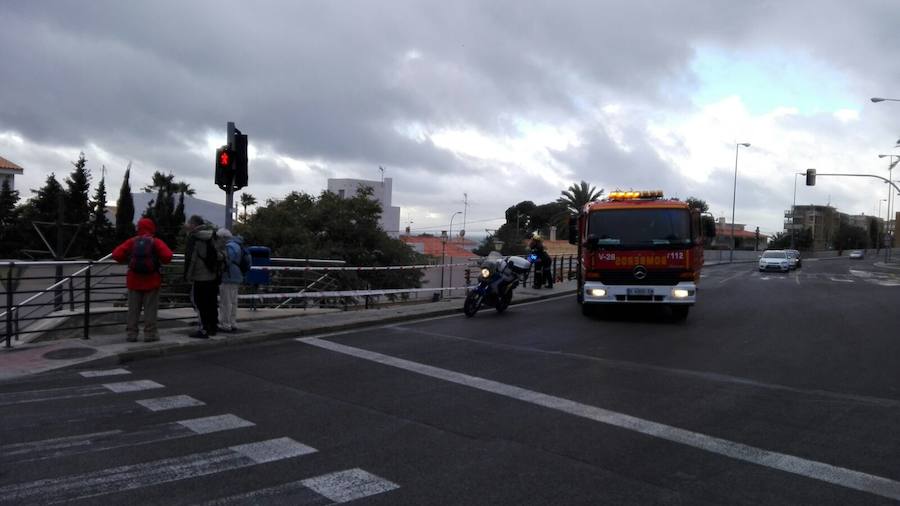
558, 181, 604, 213
240, 193, 257, 221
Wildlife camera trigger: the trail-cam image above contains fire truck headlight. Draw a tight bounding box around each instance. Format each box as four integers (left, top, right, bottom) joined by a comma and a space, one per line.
672, 288, 692, 299
588, 288, 607, 297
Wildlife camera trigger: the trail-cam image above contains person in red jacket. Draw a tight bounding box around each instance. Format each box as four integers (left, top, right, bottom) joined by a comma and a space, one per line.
111, 218, 174, 342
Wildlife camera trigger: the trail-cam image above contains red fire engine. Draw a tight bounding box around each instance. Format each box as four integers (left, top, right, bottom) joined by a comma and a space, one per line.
569, 191, 713, 319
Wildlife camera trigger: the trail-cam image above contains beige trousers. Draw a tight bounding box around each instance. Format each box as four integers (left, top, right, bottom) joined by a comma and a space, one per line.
126, 289, 160, 339
219, 284, 239, 330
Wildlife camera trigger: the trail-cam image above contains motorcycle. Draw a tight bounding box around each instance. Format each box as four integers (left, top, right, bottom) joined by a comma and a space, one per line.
463, 254, 535, 317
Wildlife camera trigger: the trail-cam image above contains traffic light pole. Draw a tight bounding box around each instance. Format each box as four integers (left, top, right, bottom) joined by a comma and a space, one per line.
225, 122, 236, 230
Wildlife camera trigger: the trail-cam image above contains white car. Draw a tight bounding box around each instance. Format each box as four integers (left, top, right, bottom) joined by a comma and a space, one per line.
849, 250, 865, 259
759, 250, 791, 272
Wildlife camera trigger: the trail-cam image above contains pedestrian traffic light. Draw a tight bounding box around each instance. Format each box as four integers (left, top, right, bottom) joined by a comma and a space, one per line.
805, 168, 816, 186
215, 145, 234, 190
233, 132, 248, 190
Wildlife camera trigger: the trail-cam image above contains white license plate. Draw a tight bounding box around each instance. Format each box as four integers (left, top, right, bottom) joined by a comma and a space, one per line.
627, 288, 653, 296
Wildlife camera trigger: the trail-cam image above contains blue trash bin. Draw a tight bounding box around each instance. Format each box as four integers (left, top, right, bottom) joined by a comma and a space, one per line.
246, 246, 271, 285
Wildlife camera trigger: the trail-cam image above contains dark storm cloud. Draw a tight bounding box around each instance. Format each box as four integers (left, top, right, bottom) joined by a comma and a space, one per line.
4, 0, 900, 231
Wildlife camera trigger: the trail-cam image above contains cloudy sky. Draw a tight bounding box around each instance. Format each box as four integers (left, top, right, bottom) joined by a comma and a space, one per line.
3, 0, 900, 238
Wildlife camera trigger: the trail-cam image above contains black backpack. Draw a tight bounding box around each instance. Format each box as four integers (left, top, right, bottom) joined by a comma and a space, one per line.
129, 236, 159, 275
198, 230, 226, 279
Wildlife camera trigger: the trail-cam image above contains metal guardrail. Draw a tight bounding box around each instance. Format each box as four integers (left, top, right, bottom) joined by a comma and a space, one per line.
1, 253, 580, 348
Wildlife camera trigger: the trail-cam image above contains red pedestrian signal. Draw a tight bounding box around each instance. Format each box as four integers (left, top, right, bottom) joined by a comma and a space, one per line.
215, 145, 235, 190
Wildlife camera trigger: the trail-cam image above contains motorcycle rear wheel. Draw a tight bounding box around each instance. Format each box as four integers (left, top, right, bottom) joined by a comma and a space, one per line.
464, 292, 483, 317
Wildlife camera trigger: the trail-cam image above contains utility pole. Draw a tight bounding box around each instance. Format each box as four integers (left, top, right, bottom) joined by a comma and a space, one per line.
462, 192, 468, 241
225, 122, 236, 230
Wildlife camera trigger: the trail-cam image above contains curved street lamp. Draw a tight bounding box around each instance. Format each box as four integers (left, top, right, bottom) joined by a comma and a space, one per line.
730, 142, 751, 262
878, 155, 899, 259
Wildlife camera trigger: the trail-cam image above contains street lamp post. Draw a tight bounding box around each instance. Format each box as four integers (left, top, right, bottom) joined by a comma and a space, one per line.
878, 154, 898, 262
440, 230, 447, 299
730, 142, 751, 262
871, 95, 900, 259
878, 198, 888, 251
447, 212, 462, 297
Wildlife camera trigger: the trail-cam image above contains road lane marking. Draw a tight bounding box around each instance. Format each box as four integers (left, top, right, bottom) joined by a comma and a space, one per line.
299, 337, 900, 501
0, 438, 317, 504
201, 469, 399, 505
136, 395, 205, 412
718, 271, 748, 284
388, 325, 900, 409
0, 380, 164, 406
79, 369, 131, 378
829, 277, 854, 283
1, 414, 255, 464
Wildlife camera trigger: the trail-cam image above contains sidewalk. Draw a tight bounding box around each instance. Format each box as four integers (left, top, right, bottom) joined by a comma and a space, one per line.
0, 281, 576, 381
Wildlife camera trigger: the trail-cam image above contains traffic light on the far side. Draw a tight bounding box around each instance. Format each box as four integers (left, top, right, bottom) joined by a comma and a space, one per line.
805, 168, 816, 186
215, 145, 234, 190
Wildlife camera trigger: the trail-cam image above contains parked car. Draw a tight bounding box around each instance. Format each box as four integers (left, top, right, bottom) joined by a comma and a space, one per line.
849, 250, 865, 259
759, 250, 791, 272
786, 249, 801, 269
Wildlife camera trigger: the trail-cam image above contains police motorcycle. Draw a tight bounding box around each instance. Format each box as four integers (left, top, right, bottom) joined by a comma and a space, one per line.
463, 254, 536, 317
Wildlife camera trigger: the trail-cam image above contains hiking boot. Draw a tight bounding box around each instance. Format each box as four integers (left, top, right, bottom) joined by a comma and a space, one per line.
188, 331, 209, 339
144, 336, 159, 343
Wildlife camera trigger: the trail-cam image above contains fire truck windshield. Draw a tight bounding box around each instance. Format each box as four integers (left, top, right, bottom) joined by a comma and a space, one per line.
587, 208, 691, 248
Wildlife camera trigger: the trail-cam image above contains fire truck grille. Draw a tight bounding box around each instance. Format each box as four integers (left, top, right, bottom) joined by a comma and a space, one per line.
596, 270, 684, 286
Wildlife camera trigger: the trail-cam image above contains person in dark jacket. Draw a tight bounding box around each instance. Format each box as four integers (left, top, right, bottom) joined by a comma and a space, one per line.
183, 215, 223, 338
111, 218, 173, 342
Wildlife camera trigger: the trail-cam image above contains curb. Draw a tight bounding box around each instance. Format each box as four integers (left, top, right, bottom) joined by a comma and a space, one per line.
115, 289, 576, 364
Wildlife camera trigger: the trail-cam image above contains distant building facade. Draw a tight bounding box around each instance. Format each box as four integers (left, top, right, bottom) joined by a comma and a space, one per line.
711, 217, 768, 250
327, 177, 401, 238
783, 205, 842, 250
783, 206, 895, 250
0, 155, 24, 190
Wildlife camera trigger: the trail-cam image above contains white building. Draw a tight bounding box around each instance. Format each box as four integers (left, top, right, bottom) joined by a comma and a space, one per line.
327, 177, 401, 238
0, 155, 24, 190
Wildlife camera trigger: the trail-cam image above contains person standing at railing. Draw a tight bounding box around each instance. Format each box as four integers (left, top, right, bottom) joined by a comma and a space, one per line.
217, 228, 248, 333
184, 215, 224, 339
111, 217, 173, 343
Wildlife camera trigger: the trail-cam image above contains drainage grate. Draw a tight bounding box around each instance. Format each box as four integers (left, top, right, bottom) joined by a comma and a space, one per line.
43, 347, 98, 360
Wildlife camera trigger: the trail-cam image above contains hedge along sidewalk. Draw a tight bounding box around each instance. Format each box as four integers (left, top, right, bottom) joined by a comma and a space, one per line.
0, 281, 577, 381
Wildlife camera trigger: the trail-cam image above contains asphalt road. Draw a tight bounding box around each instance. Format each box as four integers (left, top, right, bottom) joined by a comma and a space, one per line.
2, 256, 900, 505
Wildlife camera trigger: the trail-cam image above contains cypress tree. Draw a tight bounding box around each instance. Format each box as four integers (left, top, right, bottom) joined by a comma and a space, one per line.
90, 170, 115, 257
65, 152, 92, 225
115, 164, 136, 240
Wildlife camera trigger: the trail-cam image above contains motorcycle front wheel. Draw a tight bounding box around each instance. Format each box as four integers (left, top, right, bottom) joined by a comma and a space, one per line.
495, 289, 513, 313
464, 291, 483, 317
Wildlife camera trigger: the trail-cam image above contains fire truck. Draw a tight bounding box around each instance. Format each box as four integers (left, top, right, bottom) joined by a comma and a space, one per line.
569, 191, 713, 319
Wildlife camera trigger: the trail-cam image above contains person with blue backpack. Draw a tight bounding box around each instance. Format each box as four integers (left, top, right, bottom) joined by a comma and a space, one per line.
217, 228, 251, 333
111, 217, 173, 343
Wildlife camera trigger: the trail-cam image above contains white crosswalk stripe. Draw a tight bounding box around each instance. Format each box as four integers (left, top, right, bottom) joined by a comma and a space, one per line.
0, 438, 317, 505
201, 469, 400, 505
0, 380, 164, 406
79, 368, 131, 378
0, 373, 401, 504
1, 414, 255, 464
